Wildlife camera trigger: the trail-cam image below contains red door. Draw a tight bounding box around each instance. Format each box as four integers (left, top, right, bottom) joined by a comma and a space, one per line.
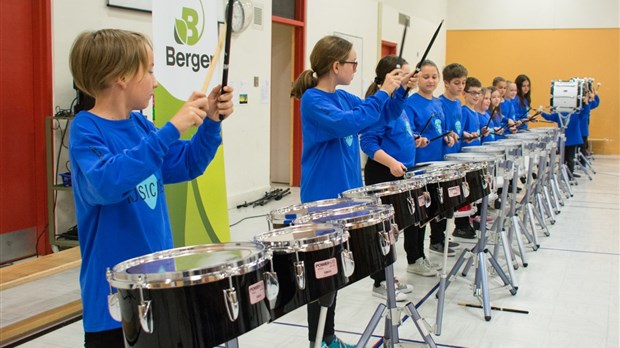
0, 0, 53, 258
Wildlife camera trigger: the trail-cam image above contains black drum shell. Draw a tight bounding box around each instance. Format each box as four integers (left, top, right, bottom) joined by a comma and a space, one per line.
269, 245, 349, 320
343, 221, 397, 286
377, 192, 417, 231
456, 168, 490, 208
423, 178, 466, 224
118, 265, 271, 348
410, 186, 429, 226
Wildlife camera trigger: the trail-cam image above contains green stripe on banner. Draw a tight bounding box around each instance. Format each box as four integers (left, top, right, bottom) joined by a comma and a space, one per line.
191, 179, 220, 243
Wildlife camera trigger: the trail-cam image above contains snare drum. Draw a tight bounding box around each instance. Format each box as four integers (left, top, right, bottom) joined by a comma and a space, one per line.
487, 140, 525, 175
106, 242, 278, 348
267, 197, 377, 229
254, 223, 352, 320
342, 180, 418, 231
294, 204, 397, 286
551, 80, 583, 112
405, 163, 466, 224
443, 155, 493, 204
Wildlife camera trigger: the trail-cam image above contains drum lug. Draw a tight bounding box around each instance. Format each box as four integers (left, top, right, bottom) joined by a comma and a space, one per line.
223, 287, 240, 322
406, 191, 415, 216
378, 231, 391, 256
340, 249, 355, 278
107, 292, 122, 322
264, 271, 279, 309
463, 181, 470, 198
294, 260, 306, 290
423, 191, 432, 208
438, 187, 444, 204
138, 299, 154, 333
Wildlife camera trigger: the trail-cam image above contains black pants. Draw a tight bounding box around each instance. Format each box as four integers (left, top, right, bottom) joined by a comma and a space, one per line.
364, 159, 418, 284
85, 328, 125, 348
565, 144, 577, 174
307, 293, 337, 343
429, 219, 447, 245
454, 216, 471, 229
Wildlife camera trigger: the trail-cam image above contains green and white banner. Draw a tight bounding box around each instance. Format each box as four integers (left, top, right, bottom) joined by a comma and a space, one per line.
153, 0, 230, 246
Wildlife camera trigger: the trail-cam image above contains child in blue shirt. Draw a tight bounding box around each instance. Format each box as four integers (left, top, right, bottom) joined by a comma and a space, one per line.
439, 63, 468, 155
406, 60, 458, 257
290, 35, 416, 348
68, 29, 234, 347
513, 74, 532, 130
360, 55, 432, 292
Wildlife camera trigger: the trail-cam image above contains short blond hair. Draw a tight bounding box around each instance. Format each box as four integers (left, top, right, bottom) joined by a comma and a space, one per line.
70, 29, 151, 97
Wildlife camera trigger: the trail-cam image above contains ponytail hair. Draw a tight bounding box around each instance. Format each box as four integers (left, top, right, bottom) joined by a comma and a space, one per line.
365, 55, 407, 98
290, 35, 353, 99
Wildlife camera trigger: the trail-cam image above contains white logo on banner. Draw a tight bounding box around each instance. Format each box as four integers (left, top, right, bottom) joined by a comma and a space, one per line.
153, 0, 220, 100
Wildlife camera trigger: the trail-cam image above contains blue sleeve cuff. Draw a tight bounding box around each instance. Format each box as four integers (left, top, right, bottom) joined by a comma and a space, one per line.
159, 122, 181, 146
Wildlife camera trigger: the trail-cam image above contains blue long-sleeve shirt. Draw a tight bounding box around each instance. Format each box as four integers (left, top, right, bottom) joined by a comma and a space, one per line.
406, 93, 447, 162
360, 109, 416, 168
512, 97, 530, 130
461, 106, 481, 147
541, 111, 583, 146
69, 111, 222, 332
580, 95, 600, 137
478, 111, 496, 143
501, 99, 515, 122
438, 95, 462, 154
299, 87, 407, 203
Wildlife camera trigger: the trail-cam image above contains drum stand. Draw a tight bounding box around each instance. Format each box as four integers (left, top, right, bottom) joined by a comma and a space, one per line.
437, 193, 516, 325
518, 154, 546, 246
576, 148, 595, 179
313, 293, 337, 348
225, 339, 240, 348
556, 117, 575, 197
520, 153, 550, 240
488, 163, 535, 273
357, 264, 437, 348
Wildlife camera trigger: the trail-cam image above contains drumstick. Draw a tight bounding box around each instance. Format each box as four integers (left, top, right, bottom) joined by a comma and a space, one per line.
201, 26, 227, 94
219, 0, 235, 120
406, 162, 432, 172
419, 114, 434, 134
415, 20, 443, 72
429, 131, 452, 142
396, 16, 409, 68
595, 82, 601, 92
458, 302, 529, 314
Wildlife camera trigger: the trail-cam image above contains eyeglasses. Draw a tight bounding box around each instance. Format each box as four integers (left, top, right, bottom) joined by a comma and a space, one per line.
341, 61, 358, 69
466, 91, 482, 96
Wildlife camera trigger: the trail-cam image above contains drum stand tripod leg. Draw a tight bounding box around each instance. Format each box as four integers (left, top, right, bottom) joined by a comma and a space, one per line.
225, 338, 239, 348
536, 192, 551, 227
542, 186, 557, 224
578, 149, 596, 174
520, 157, 541, 248
314, 292, 336, 348
357, 264, 435, 348
576, 152, 594, 180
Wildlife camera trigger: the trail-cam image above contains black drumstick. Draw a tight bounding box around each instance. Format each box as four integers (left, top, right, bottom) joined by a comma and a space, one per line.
430, 131, 452, 142
219, 0, 235, 121
418, 114, 434, 134
406, 162, 432, 172
415, 20, 444, 72
480, 116, 494, 145
396, 16, 409, 68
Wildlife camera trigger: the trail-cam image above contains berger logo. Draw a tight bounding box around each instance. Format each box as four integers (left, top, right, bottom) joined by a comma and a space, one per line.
167, 3, 214, 72
174, 5, 205, 46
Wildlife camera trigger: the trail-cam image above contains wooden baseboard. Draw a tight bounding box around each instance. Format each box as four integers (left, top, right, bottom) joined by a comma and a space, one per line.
0, 247, 81, 291
0, 299, 83, 347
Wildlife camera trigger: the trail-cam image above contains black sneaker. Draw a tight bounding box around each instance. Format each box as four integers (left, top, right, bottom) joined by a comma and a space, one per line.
573, 172, 582, 178
448, 240, 460, 247
453, 227, 477, 239
429, 242, 455, 257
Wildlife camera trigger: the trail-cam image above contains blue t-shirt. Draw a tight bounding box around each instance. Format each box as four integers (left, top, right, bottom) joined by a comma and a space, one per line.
438, 95, 462, 154
512, 97, 530, 130
478, 111, 495, 143
361, 109, 416, 168
406, 93, 447, 162
580, 95, 600, 137
542, 111, 583, 146
461, 106, 481, 147
299, 87, 407, 203
69, 111, 222, 332
501, 99, 515, 121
